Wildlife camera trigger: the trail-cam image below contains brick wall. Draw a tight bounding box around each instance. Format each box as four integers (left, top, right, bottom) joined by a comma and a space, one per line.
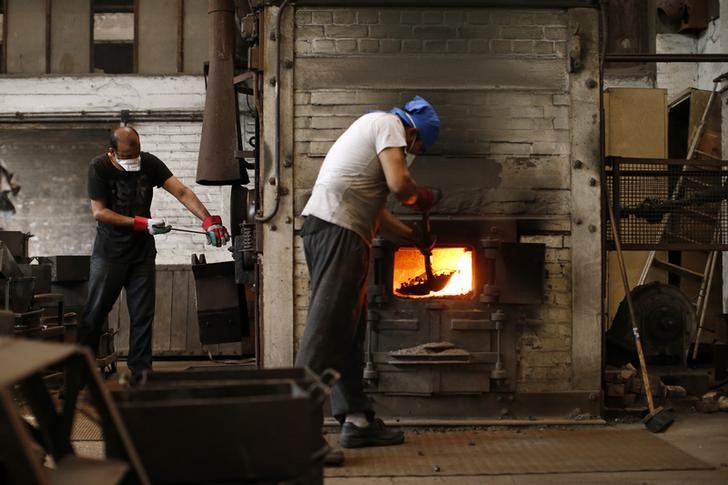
292, 6, 575, 391
294, 8, 567, 57
518, 234, 572, 391
134, 122, 231, 264
0, 76, 249, 265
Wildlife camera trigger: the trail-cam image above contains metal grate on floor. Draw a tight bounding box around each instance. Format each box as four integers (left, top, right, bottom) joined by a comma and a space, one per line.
70, 413, 103, 441
325, 428, 712, 477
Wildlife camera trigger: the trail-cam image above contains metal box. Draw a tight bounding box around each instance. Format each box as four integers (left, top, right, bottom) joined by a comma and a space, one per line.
0, 232, 31, 263
191, 260, 249, 345
48, 255, 91, 283
0, 243, 21, 279
111, 372, 328, 484
30, 262, 52, 294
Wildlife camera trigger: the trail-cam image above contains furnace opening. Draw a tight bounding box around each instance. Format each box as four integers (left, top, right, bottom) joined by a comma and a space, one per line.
393, 246, 474, 299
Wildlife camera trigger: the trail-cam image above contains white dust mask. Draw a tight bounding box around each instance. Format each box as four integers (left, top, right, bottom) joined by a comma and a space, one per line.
117, 156, 141, 172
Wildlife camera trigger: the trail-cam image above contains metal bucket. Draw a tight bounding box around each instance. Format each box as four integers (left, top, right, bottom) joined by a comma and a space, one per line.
191, 260, 248, 345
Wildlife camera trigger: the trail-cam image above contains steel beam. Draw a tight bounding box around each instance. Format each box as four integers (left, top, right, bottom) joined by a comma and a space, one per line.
259, 0, 598, 7
606, 53, 728, 63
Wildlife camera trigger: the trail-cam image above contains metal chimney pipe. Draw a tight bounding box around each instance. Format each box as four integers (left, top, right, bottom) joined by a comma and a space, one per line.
196, 0, 247, 185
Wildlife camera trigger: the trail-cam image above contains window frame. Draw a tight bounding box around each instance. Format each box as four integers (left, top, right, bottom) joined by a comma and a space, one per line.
1, 0, 7, 73
91, 0, 138, 74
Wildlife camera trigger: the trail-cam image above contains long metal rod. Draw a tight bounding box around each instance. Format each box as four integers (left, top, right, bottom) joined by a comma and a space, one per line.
692, 221, 723, 361
606, 54, 728, 63
693, 249, 718, 360
170, 227, 207, 235
0, 110, 203, 123
608, 199, 657, 413
695, 249, 715, 319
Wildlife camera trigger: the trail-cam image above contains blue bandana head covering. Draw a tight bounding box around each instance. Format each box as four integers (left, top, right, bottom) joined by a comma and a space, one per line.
390, 95, 440, 152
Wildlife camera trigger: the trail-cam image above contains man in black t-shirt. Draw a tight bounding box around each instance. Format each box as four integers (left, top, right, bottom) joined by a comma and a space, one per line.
79, 126, 230, 383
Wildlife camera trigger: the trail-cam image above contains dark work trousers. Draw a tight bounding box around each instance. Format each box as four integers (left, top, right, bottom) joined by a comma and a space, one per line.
78, 255, 156, 376
295, 217, 374, 423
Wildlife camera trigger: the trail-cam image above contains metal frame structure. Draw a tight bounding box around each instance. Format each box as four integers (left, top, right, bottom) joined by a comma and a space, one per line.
0, 338, 149, 485
606, 157, 728, 251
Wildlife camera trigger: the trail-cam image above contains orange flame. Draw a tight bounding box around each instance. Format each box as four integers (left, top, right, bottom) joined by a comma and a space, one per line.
393, 247, 474, 299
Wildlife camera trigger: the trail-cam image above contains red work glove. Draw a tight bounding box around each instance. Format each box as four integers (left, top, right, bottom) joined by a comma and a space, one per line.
202, 215, 230, 247
133, 216, 171, 235
409, 186, 442, 213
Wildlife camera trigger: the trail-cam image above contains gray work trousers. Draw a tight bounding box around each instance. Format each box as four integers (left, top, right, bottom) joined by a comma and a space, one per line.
78, 255, 156, 376
295, 216, 374, 423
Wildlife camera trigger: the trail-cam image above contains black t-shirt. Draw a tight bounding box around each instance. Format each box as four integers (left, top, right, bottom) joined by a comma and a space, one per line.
88, 152, 173, 263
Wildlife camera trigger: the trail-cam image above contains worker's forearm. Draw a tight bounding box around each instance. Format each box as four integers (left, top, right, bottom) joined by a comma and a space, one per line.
178, 188, 211, 222
379, 147, 418, 205
379, 209, 414, 240
94, 208, 135, 228
392, 179, 418, 206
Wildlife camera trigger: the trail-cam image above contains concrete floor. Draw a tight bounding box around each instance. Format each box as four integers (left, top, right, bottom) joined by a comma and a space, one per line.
105, 360, 728, 484
70, 407, 728, 484
323, 413, 728, 485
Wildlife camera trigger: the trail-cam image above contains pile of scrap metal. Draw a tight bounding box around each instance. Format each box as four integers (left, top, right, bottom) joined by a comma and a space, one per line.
0, 338, 333, 485
695, 389, 728, 413
0, 232, 117, 374
604, 361, 728, 416
605, 364, 670, 411
0, 231, 69, 341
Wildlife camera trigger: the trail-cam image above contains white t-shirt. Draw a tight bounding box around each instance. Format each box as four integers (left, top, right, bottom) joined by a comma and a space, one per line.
302, 112, 406, 244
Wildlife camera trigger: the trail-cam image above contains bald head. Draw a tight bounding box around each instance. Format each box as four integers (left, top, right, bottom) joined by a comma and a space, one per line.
110, 126, 140, 157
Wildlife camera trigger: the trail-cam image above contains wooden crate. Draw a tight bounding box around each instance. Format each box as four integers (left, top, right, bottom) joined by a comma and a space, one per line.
110, 265, 251, 357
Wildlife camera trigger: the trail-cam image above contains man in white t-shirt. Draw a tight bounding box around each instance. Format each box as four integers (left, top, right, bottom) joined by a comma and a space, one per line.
297, 96, 441, 450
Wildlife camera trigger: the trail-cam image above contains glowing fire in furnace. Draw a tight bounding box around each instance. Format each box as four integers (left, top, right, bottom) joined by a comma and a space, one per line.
393, 247, 474, 299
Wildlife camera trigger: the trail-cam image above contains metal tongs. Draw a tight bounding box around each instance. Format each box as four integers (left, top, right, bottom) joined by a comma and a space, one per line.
169, 226, 207, 235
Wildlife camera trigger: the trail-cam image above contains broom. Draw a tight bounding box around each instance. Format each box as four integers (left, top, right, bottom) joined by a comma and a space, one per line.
607, 197, 674, 433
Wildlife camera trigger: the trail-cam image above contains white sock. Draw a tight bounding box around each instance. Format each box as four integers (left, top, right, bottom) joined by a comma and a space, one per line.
345, 412, 369, 428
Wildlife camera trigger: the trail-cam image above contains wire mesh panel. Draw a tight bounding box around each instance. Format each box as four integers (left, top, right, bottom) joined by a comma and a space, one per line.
606, 157, 728, 250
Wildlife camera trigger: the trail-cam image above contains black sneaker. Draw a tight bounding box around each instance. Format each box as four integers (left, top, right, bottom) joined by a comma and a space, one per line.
128, 369, 151, 387
339, 418, 405, 449
323, 447, 345, 466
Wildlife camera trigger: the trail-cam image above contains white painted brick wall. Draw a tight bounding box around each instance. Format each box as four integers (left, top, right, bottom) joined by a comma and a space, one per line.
0, 75, 243, 265
0, 76, 206, 113
133, 122, 230, 265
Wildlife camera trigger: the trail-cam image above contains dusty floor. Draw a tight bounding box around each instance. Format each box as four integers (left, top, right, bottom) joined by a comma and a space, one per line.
96, 361, 728, 484
322, 413, 728, 484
